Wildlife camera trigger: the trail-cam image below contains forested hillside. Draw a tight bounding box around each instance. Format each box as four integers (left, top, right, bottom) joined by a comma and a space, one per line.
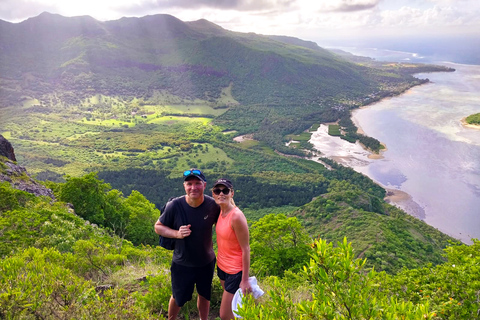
1, 153, 478, 319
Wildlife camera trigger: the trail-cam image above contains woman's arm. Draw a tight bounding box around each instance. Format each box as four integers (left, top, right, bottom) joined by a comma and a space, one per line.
232, 210, 251, 294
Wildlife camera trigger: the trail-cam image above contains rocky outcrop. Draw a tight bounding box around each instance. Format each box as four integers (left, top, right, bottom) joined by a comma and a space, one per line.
0, 135, 55, 199
0, 135, 16, 161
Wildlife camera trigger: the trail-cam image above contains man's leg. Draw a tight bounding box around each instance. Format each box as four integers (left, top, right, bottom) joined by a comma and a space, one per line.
170, 262, 195, 319
197, 294, 210, 320
168, 296, 181, 320
196, 259, 216, 319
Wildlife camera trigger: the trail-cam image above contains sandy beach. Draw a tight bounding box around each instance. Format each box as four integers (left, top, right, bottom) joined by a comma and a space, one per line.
367, 143, 387, 159
384, 188, 410, 202
384, 188, 426, 219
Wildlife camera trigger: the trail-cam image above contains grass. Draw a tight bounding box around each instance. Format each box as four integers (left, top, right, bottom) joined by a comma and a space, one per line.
107, 262, 171, 288
286, 131, 312, 142
235, 139, 261, 148
310, 123, 321, 131
328, 124, 341, 136
1, 131, 11, 139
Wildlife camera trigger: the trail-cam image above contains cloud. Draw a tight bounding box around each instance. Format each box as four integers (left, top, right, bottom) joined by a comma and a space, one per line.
380, 4, 480, 30
114, 0, 295, 14
316, 0, 382, 13
0, 0, 478, 42
0, 0, 58, 22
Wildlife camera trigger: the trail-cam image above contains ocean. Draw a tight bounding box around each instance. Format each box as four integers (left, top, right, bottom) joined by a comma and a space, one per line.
309, 61, 480, 244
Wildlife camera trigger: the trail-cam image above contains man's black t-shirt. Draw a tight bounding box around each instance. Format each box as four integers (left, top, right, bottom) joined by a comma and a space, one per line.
160, 195, 220, 267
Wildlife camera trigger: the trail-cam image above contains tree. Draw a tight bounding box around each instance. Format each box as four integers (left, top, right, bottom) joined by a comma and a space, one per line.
104, 189, 130, 238
250, 214, 312, 277
58, 172, 111, 226
123, 190, 160, 246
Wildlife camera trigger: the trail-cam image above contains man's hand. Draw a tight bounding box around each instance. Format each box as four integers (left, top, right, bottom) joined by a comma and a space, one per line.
177, 224, 192, 239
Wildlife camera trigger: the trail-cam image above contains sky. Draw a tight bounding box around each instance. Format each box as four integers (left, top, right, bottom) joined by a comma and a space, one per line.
1, 0, 479, 53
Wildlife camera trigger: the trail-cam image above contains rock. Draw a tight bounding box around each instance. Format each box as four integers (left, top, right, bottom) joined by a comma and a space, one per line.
0, 134, 16, 161
0, 135, 55, 199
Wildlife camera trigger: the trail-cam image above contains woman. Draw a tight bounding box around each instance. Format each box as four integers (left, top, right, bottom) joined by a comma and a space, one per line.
212, 178, 251, 320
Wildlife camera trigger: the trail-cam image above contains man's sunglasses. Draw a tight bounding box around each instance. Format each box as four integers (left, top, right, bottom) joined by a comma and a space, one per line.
212, 188, 231, 195
183, 169, 202, 177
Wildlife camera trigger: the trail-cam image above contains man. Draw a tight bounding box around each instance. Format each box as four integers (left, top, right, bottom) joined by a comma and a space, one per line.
155, 168, 220, 320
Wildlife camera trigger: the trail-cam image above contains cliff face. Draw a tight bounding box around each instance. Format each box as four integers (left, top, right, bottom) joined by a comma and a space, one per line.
0, 134, 55, 199
0, 134, 16, 161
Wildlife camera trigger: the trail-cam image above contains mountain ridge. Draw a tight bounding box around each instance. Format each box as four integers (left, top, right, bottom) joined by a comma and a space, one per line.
0, 11, 428, 108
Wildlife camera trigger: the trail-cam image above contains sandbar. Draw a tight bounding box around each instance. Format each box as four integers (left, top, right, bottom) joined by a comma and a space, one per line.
384, 188, 425, 220
461, 117, 480, 130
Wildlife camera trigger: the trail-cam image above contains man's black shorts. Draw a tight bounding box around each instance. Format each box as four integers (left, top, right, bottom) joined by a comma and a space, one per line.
171, 258, 216, 307
217, 266, 243, 294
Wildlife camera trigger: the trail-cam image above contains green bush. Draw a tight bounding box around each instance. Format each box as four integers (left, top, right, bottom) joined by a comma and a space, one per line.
237, 238, 436, 319
135, 273, 172, 315
250, 214, 313, 277
378, 239, 480, 319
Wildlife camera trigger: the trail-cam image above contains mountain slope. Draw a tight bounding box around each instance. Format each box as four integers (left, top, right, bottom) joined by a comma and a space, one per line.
290, 180, 456, 273
0, 12, 415, 108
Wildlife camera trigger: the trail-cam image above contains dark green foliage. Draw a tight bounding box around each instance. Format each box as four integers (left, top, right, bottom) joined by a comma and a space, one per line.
98, 167, 329, 210
465, 112, 480, 125
98, 169, 184, 209
377, 239, 480, 319
321, 158, 386, 199
0, 181, 35, 212
250, 214, 312, 277
338, 113, 383, 152
58, 172, 110, 225
292, 180, 456, 274
56, 172, 160, 246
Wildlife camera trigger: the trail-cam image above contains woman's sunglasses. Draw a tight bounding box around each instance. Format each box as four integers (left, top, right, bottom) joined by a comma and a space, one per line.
212, 188, 231, 195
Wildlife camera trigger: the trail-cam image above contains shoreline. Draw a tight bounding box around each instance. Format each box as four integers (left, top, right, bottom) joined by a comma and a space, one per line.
308, 123, 427, 221
367, 143, 387, 159
319, 86, 429, 220
461, 117, 480, 130
384, 188, 426, 220
351, 110, 387, 159
307, 60, 479, 244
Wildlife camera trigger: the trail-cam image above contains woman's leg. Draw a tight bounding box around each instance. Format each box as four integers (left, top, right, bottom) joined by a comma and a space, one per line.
219, 289, 235, 320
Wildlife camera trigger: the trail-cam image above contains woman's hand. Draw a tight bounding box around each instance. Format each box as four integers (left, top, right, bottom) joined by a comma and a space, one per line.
240, 279, 252, 295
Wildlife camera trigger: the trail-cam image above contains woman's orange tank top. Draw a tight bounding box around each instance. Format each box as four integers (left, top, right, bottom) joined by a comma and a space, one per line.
216, 207, 243, 274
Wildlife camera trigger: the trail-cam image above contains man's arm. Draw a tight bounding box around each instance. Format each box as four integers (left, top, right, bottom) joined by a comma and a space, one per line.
155, 220, 191, 239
